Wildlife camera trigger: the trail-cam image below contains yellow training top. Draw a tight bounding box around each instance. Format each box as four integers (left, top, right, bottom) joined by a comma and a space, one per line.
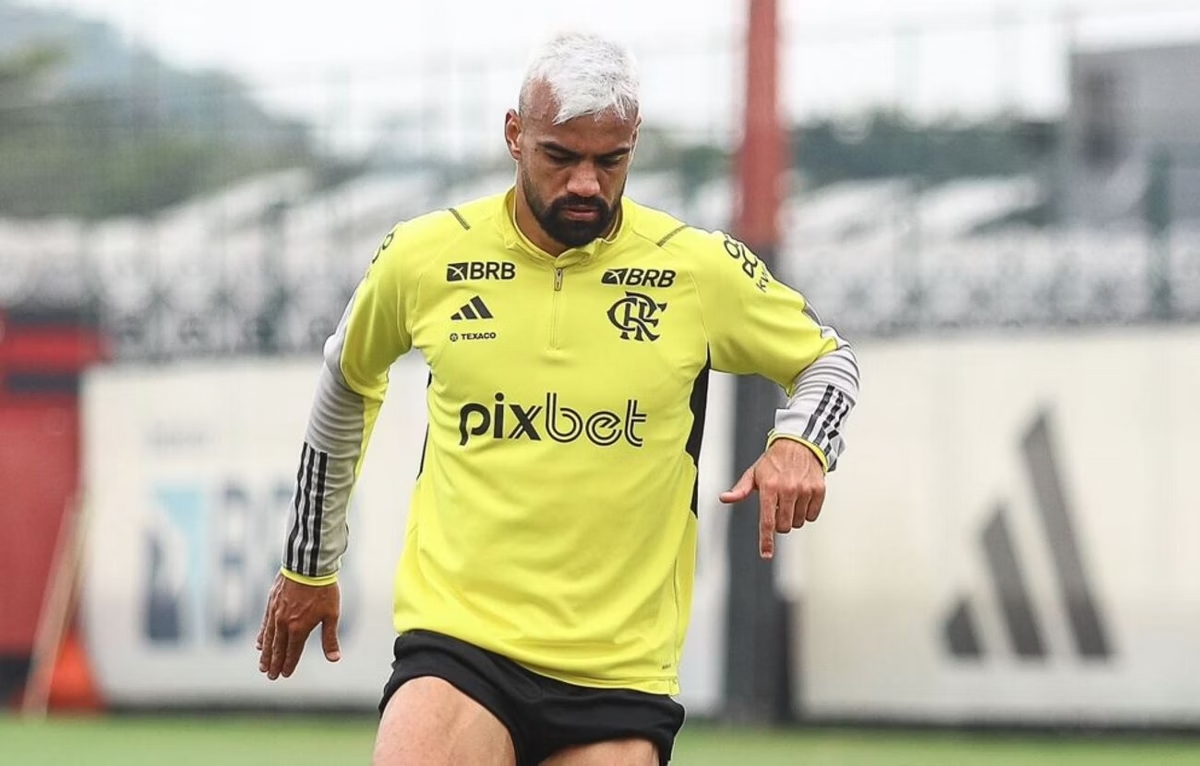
281, 189, 857, 695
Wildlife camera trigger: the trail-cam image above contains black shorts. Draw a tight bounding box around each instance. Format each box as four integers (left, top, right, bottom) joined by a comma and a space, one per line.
379, 630, 686, 765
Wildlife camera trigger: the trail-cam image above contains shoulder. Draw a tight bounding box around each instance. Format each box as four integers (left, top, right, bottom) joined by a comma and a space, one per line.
369, 192, 506, 277
624, 199, 692, 248
625, 198, 740, 256
625, 198, 750, 275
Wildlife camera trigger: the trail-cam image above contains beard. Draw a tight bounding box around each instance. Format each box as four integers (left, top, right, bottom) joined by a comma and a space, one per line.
522, 173, 619, 249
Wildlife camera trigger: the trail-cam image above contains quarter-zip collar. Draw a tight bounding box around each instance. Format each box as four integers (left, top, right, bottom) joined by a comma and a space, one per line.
498, 187, 629, 267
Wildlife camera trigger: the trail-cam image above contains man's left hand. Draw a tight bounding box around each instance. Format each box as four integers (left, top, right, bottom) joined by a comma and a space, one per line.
719, 439, 826, 560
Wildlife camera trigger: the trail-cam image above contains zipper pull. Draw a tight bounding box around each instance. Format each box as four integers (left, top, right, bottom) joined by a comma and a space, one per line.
554, 268, 564, 291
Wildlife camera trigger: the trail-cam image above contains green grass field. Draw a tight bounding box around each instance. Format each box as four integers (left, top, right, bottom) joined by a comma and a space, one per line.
4, 715, 1200, 765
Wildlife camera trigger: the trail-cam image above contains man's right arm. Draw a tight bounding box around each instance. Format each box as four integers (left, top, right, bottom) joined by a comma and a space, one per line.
258, 225, 415, 679
280, 225, 415, 584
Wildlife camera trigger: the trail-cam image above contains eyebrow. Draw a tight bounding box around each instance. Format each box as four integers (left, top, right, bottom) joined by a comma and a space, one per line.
538, 141, 632, 161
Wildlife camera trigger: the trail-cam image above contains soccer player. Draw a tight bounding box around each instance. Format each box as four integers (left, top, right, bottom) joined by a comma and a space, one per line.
257, 32, 859, 766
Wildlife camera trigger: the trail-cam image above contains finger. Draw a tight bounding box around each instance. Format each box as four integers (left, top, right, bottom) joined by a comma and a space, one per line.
255, 599, 271, 652
776, 490, 799, 534
805, 484, 827, 524
758, 487, 777, 559
321, 614, 342, 663
281, 625, 309, 678
258, 575, 282, 657
719, 467, 756, 504
258, 604, 277, 673
268, 618, 290, 680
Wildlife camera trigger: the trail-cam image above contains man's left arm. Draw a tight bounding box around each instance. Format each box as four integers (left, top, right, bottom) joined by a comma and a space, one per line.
690, 231, 860, 557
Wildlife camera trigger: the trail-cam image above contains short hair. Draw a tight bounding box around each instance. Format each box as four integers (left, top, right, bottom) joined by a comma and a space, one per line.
518, 32, 640, 125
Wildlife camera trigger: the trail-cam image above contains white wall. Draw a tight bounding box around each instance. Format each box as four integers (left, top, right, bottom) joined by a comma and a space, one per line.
81, 326, 1200, 724
79, 356, 734, 712
783, 327, 1200, 724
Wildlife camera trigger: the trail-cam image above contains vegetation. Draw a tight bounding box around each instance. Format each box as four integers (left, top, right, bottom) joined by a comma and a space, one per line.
0, 1, 329, 219
0, 1, 1058, 221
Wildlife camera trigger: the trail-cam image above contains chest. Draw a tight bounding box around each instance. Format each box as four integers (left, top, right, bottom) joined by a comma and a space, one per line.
412, 258, 708, 409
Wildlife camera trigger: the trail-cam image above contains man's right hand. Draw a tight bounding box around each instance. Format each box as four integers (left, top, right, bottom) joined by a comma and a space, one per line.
256, 572, 342, 680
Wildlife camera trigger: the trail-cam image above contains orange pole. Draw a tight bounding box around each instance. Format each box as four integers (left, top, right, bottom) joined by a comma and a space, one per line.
725, 0, 793, 725
736, 0, 785, 253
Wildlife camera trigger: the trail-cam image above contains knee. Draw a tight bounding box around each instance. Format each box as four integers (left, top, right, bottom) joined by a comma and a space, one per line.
373, 677, 515, 766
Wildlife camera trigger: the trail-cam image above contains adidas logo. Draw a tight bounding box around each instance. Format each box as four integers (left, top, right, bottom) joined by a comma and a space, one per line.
943, 410, 1112, 663
451, 296, 494, 322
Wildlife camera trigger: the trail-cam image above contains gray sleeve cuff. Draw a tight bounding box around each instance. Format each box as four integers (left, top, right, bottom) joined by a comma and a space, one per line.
774, 345, 859, 470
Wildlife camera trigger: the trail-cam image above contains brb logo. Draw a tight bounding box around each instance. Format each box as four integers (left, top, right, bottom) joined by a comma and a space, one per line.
607, 291, 667, 342
142, 481, 359, 647
459, 393, 647, 447
446, 261, 516, 282
602, 268, 676, 288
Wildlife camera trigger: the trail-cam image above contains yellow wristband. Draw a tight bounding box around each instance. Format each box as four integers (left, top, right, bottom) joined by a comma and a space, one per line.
280, 567, 339, 587
766, 431, 830, 473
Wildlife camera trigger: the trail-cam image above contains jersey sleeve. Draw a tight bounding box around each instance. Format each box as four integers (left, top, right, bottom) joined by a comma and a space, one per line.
689, 230, 860, 470
280, 225, 415, 584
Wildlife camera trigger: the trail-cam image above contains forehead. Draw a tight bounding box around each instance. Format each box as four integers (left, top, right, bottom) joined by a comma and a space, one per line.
534, 111, 637, 154
522, 84, 637, 154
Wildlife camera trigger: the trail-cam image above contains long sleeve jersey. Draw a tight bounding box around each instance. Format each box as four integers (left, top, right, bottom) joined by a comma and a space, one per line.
281, 189, 859, 695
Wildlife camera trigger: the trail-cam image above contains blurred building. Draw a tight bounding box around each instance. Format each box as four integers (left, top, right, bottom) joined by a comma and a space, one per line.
5, 8, 1200, 361
1064, 41, 1200, 227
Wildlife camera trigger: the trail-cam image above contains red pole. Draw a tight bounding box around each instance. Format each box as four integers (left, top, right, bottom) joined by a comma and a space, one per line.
725, 0, 793, 725
736, 0, 784, 253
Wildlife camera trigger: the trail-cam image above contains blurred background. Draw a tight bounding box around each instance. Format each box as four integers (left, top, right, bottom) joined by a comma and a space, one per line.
3, 0, 1200, 763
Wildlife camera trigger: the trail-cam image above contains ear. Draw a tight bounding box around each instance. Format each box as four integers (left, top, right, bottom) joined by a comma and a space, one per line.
504, 109, 522, 161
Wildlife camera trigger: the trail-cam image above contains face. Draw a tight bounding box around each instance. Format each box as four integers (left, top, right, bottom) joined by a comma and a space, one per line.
505, 84, 639, 250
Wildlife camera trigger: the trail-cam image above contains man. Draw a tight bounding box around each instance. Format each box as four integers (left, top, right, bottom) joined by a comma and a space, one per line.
257, 31, 859, 766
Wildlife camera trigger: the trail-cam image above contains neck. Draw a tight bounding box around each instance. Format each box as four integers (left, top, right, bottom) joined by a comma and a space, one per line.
512, 189, 620, 257
514, 194, 568, 257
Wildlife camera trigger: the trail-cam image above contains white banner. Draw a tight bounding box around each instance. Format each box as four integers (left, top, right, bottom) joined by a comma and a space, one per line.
80, 357, 732, 711
785, 327, 1200, 724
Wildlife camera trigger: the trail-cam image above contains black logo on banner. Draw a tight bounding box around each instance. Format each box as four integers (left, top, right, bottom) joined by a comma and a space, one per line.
607, 292, 667, 342
942, 410, 1113, 663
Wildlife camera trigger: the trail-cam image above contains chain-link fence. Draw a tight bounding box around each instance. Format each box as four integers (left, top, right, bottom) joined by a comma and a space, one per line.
3, 5, 1200, 357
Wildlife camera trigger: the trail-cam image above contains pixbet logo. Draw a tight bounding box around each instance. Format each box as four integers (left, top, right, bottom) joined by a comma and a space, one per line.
458, 393, 647, 447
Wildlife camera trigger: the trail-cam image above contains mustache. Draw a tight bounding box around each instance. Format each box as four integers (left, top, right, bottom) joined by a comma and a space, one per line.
551, 195, 608, 213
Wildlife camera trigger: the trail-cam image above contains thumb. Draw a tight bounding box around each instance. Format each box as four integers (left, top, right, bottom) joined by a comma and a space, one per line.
321, 614, 342, 663
719, 466, 756, 504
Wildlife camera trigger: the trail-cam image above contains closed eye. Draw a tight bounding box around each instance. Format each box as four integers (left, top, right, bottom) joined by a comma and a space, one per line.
539, 143, 578, 164
538, 142, 630, 168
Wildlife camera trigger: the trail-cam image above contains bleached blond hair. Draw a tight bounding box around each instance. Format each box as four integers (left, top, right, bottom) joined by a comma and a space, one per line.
518, 32, 640, 124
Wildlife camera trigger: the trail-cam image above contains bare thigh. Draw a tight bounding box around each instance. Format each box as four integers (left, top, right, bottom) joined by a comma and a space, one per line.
540, 738, 659, 766
373, 676, 517, 766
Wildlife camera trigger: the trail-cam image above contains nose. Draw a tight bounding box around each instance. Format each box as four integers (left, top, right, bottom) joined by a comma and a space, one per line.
565, 162, 601, 199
